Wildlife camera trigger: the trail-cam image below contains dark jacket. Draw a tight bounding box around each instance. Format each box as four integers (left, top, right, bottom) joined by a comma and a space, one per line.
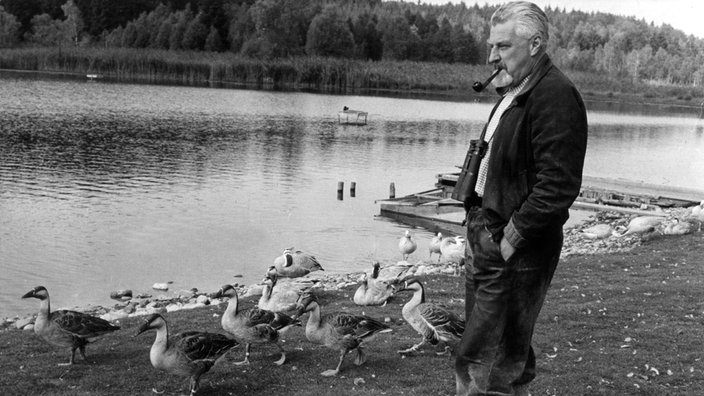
456, 54, 588, 249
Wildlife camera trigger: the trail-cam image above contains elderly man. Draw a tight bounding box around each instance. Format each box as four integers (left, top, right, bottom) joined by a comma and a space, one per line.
452, 2, 588, 395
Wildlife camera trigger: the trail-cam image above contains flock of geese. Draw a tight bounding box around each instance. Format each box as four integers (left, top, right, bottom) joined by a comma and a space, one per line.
22, 202, 704, 394
21, 232, 468, 395
581, 201, 704, 239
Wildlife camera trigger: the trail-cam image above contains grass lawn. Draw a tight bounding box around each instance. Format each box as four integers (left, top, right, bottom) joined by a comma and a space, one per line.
1, 231, 702, 395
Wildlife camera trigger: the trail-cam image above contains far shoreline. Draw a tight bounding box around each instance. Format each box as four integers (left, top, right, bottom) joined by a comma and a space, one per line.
1, 62, 702, 118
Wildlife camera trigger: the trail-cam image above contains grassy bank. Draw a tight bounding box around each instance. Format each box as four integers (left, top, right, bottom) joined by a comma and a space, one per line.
1, 47, 703, 108
1, 231, 702, 395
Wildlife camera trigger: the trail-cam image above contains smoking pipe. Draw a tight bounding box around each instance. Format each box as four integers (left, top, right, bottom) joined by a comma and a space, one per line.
472, 68, 502, 92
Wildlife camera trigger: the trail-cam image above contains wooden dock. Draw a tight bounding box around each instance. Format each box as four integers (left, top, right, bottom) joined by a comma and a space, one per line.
377, 174, 704, 235
338, 108, 368, 125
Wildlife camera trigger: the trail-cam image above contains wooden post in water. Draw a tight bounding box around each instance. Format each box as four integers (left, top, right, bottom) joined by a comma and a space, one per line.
350, 182, 356, 197
389, 182, 395, 199
337, 181, 344, 200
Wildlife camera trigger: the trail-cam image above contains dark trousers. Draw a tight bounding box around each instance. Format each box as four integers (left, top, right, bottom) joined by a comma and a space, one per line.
455, 207, 562, 395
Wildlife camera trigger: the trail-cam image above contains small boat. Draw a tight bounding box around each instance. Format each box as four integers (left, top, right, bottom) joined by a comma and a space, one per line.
338, 106, 368, 125
86, 73, 103, 80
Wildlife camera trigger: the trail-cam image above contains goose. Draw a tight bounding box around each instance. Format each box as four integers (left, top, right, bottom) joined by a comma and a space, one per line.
689, 200, 704, 219
293, 291, 392, 376
581, 223, 613, 239
398, 230, 417, 260
353, 262, 395, 306
21, 286, 120, 365
393, 277, 465, 356
662, 218, 693, 235
439, 236, 466, 264
375, 261, 414, 281
258, 271, 307, 313
612, 216, 665, 237
136, 313, 239, 396
214, 284, 300, 366
429, 232, 443, 262
272, 248, 324, 278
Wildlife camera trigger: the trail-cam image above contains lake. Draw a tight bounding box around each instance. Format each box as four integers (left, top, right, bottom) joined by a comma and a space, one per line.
2, 74, 703, 319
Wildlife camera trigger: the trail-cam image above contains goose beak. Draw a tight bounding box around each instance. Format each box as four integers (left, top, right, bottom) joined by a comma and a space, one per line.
21, 290, 35, 299
292, 305, 304, 320
135, 322, 151, 337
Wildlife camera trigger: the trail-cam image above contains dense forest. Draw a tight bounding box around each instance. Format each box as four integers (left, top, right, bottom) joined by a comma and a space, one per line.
1, 0, 703, 88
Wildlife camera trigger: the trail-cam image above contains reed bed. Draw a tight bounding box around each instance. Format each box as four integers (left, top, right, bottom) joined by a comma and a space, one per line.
1, 47, 700, 102
0, 47, 485, 93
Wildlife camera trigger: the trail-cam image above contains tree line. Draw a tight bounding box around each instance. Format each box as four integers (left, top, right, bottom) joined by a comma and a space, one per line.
1, 0, 704, 87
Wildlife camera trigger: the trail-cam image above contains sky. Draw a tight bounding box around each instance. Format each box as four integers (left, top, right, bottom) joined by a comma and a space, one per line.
419, 0, 704, 39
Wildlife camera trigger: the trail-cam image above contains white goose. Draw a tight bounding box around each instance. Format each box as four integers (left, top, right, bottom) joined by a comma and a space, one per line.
398, 230, 417, 260
612, 216, 665, 237
272, 248, 324, 278
258, 272, 308, 313
662, 218, 693, 235
581, 223, 613, 239
429, 232, 443, 262
440, 235, 466, 265
689, 201, 704, 219
353, 262, 395, 306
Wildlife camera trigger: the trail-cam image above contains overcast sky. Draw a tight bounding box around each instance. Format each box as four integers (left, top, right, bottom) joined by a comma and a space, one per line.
419, 0, 704, 39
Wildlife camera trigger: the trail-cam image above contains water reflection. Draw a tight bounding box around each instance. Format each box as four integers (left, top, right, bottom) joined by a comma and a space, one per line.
1, 76, 703, 318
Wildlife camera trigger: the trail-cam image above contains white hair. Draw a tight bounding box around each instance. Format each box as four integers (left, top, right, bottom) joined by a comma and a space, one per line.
491, 1, 549, 45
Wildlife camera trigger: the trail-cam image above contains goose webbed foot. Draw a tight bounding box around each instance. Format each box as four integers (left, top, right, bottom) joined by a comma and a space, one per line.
273, 351, 286, 366
321, 368, 340, 377
397, 339, 425, 354
321, 351, 346, 376
233, 358, 250, 366
435, 345, 452, 356
234, 345, 251, 366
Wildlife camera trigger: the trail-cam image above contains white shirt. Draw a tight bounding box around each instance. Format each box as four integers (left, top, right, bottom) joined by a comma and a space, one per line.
475, 77, 530, 197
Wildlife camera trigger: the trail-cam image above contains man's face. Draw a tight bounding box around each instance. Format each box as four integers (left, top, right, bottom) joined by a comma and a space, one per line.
487, 20, 537, 89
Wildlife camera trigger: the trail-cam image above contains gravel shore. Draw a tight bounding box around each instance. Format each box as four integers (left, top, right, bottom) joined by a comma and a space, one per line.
6, 206, 702, 332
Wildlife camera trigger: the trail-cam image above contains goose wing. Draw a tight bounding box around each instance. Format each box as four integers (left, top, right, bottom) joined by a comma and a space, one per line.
175, 331, 239, 362
51, 310, 119, 338
417, 303, 465, 343
295, 251, 324, 271
243, 307, 277, 326
330, 312, 390, 338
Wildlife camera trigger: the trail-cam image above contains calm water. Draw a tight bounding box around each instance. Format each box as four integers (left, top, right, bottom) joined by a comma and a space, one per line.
2, 75, 703, 318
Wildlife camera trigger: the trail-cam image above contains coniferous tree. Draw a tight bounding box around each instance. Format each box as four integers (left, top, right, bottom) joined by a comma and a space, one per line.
380, 15, 410, 60
154, 16, 175, 49
182, 12, 208, 50
204, 25, 223, 51
169, 8, 193, 50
